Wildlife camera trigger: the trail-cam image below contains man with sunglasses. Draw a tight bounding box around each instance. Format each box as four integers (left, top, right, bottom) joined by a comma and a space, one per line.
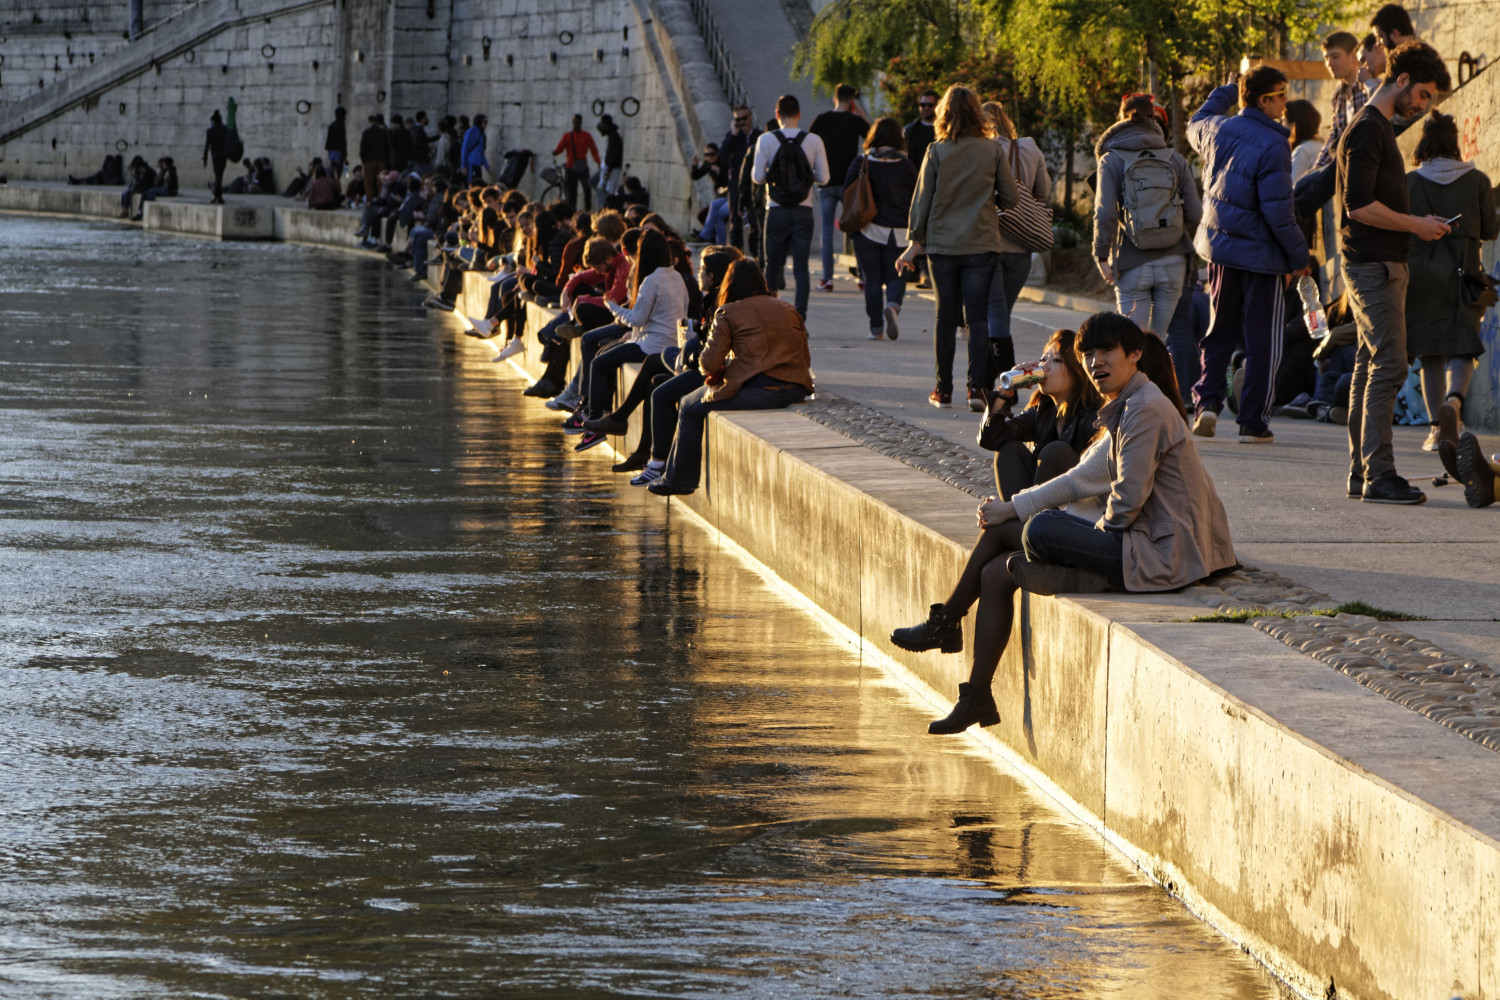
1187, 66, 1309, 445
720, 105, 760, 251
904, 91, 940, 286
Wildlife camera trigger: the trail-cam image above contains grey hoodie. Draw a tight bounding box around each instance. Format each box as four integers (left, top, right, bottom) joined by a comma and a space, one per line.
1092, 119, 1202, 271
1415, 157, 1476, 185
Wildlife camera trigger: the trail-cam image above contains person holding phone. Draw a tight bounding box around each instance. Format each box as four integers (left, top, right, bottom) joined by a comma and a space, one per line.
1404, 112, 1498, 453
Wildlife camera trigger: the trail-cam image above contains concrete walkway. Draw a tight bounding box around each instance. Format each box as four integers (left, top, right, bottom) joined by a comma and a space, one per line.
788, 271, 1500, 667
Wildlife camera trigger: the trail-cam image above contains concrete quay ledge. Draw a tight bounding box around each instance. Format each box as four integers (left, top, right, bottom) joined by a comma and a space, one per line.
472, 287, 1500, 1000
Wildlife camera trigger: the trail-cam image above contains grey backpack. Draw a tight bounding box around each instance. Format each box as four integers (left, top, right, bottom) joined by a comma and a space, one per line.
1119, 149, 1184, 250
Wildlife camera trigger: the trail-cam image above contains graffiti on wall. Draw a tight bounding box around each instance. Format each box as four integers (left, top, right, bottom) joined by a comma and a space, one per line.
1460, 114, 1483, 162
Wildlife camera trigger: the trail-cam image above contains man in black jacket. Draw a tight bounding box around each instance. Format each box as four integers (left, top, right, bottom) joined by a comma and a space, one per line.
720, 105, 759, 251
408, 112, 432, 174
325, 106, 348, 178
203, 111, 229, 204
359, 114, 390, 198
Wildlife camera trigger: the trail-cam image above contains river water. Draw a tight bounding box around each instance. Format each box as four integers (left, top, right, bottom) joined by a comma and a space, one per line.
0, 218, 1286, 999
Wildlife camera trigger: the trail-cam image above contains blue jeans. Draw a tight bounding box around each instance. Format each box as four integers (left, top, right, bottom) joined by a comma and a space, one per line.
928, 251, 999, 394
699, 197, 730, 244
1021, 510, 1125, 590
763, 205, 814, 317
664, 378, 809, 489
409, 225, 434, 279
987, 250, 1031, 377
650, 370, 706, 461
851, 231, 906, 333
817, 185, 845, 282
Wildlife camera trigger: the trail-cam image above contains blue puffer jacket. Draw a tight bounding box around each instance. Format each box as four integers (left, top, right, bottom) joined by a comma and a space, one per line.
1188, 85, 1308, 275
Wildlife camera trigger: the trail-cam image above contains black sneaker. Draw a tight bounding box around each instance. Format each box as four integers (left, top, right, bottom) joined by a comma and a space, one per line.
890, 603, 963, 654
1454, 433, 1497, 508
1361, 471, 1426, 505
522, 379, 561, 398
561, 412, 587, 435
423, 296, 454, 312
573, 431, 607, 452
1347, 474, 1364, 499
647, 479, 696, 497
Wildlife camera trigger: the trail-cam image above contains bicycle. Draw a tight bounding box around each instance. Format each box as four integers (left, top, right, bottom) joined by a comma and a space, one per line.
537, 158, 564, 203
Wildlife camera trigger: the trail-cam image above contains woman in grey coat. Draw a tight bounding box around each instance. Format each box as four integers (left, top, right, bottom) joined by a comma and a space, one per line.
1405, 112, 1498, 450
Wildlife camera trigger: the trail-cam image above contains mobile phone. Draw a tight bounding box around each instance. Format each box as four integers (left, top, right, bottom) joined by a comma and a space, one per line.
1442, 213, 1462, 225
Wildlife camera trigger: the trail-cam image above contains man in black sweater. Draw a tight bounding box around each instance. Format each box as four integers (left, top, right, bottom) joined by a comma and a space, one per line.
1336, 40, 1451, 504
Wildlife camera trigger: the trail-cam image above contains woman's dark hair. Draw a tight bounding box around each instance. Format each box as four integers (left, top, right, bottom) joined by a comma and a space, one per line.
1119, 93, 1156, 123
641, 212, 684, 244
718, 259, 770, 306
1076, 311, 1149, 357
530, 209, 558, 264
1138, 336, 1189, 422
573, 211, 594, 238
1413, 110, 1461, 163
621, 227, 643, 257
698, 245, 744, 305
1285, 99, 1322, 146
630, 228, 672, 304
1025, 329, 1102, 417
864, 116, 905, 152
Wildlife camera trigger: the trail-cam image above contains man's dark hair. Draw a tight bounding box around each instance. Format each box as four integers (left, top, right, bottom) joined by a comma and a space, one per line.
369, 113, 383, 124
1323, 31, 1359, 54
571, 113, 583, 127
1386, 40, 1450, 89
1413, 111, 1461, 163
835, 83, 858, 103
1240, 66, 1288, 109
1076, 312, 1148, 357
406, 175, 422, 192
775, 94, 800, 119
1359, 32, 1378, 53
920, 89, 940, 100
1370, 3, 1415, 38
430, 175, 449, 192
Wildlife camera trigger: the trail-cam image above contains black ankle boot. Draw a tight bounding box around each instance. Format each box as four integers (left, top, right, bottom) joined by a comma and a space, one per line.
928, 682, 1000, 735
891, 603, 963, 653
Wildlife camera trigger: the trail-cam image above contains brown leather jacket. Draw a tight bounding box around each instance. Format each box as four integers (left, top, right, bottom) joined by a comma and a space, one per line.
699, 294, 814, 402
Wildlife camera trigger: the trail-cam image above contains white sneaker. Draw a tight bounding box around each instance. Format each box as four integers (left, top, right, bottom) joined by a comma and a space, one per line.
1192, 411, 1217, 438
630, 463, 665, 487
1422, 425, 1441, 452
467, 316, 496, 337
491, 338, 525, 363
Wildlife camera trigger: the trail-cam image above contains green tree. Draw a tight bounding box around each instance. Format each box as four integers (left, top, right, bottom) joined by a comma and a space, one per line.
791, 0, 974, 97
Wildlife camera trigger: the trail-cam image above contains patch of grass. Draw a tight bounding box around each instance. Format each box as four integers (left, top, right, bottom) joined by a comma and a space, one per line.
1188, 601, 1426, 624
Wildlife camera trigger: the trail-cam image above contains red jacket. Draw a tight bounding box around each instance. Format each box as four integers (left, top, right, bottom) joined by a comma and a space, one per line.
553, 129, 600, 170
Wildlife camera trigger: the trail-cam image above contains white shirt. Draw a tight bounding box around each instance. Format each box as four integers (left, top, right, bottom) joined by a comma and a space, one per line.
1291, 138, 1322, 182
750, 127, 831, 208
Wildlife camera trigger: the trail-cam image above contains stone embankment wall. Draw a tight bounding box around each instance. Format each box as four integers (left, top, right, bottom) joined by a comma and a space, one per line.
0, 0, 732, 231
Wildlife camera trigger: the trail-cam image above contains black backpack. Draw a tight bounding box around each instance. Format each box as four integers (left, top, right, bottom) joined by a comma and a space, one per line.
766, 131, 815, 207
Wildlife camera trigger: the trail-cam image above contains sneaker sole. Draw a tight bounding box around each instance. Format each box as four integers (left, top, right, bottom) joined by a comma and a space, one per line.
1456, 434, 1496, 508
883, 305, 899, 341
1360, 494, 1427, 504
1192, 414, 1217, 438
929, 399, 951, 409
1237, 435, 1274, 443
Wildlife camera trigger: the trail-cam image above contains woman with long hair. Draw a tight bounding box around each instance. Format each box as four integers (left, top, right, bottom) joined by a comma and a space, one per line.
1286, 99, 1323, 183
647, 261, 813, 495
981, 101, 1053, 374
845, 116, 918, 340
897, 85, 1021, 412
567, 228, 689, 452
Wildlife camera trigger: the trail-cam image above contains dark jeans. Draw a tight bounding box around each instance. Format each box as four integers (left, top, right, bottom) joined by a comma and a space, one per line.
1021, 510, 1125, 590
579, 323, 627, 405
408, 225, 433, 279
587, 341, 647, 418
651, 371, 706, 461
564, 166, 593, 211
851, 231, 906, 333
1194, 263, 1284, 436
986, 250, 1031, 341
664, 378, 809, 489
928, 251, 998, 394
763, 205, 814, 317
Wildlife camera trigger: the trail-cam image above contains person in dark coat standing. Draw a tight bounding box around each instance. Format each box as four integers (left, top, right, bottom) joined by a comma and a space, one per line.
203, 110, 229, 204
388, 113, 411, 173
1403, 111, 1498, 449
324, 106, 348, 178
1186, 67, 1310, 444
720, 106, 759, 251
359, 114, 391, 194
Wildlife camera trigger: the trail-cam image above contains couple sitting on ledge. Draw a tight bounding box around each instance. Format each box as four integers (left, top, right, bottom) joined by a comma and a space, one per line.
894, 312, 1238, 735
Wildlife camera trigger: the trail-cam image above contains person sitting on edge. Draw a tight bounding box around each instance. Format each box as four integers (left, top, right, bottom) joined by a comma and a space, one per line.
914, 313, 1237, 735
648, 260, 813, 496
891, 328, 1101, 680
304, 164, 343, 211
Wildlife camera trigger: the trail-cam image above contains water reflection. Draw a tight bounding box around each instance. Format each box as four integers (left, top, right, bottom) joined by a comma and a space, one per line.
0, 219, 1284, 998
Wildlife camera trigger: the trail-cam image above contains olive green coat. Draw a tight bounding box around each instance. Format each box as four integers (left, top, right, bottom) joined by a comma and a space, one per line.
1405, 164, 1498, 357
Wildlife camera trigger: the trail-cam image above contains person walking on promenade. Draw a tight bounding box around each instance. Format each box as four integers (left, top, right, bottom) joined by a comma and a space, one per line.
904, 90, 940, 288
324, 106, 348, 179
1338, 41, 1451, 503
359, 114, 390, 195
845, 117, 917, 340
461, 114, 490, 186
1092, 94, 1200, 346
897, 85, 1020, 412
554, 114, 601, 211
1187, 66, 1309, 444
1404, 112, 1497, 453
720, 106, 759, 250
597, 114, 625, 197
648, 261, 814, 497
810, 84, 870, 292
203, 110, 229, 204
752, 95, 830, 319
983, 102, 1052, 376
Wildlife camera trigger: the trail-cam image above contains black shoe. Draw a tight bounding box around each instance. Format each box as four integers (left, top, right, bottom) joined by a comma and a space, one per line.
890, 603, 963, 654
523, 379, 561, 398
1438, 440, 1463, 483
1347, 474, 1364, 499
612, 452, 649, 473
583, 413, 630, 435
647, 480, 695, 496
1361, 471, 1426, 505
1454, 433, 1496, 509
1008, 555, 1109, 596
927, 682, 1000, 735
